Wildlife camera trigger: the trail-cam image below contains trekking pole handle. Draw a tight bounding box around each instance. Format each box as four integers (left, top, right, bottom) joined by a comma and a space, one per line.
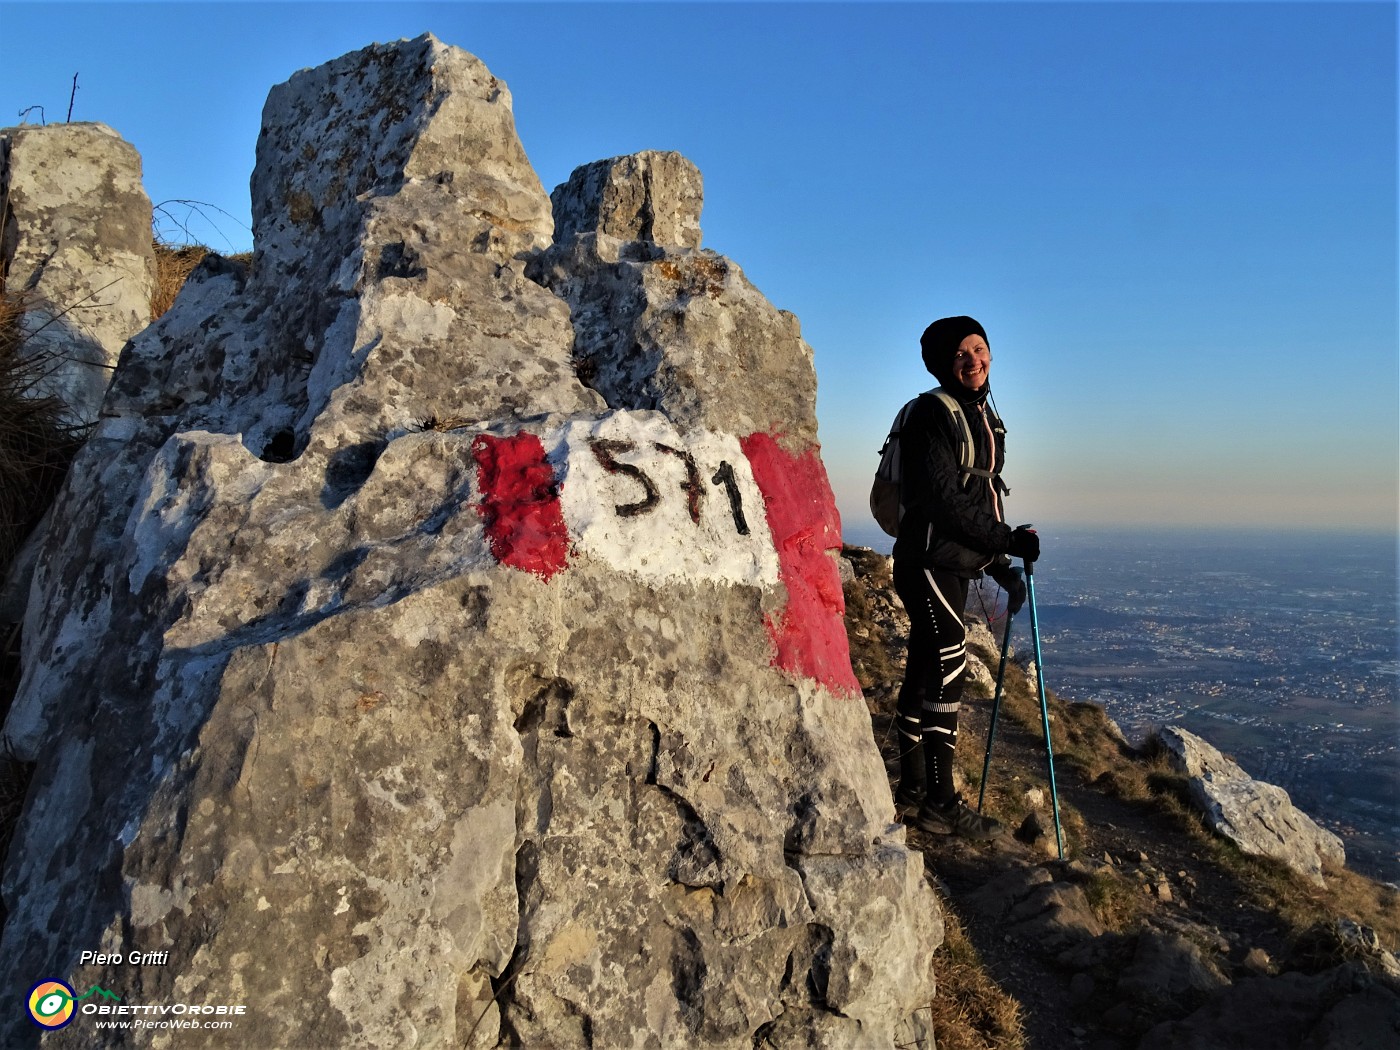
1017, 523, 1036, 576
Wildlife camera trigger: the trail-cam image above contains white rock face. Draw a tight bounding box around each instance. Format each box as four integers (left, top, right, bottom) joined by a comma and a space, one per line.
552, 151, 704, 251
0, 122, 155, 424
0, 35, 939, 1049
531, 149, 822, 446
1157, 725, 1345, 886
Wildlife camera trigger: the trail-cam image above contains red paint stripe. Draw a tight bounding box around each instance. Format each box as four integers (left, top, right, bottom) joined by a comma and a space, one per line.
740, 432, 861, 697
472, 433, 570, 579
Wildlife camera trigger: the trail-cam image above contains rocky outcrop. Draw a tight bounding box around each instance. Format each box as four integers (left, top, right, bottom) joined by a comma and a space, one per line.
529, 150, 823, 450
1138, 961, 1400, 1050
1117, 930, 1231, 1006
0, 35, 939, 1049
0, 122, 155, 425
1157, 725, 1345, 886
964, 862, 1106, 954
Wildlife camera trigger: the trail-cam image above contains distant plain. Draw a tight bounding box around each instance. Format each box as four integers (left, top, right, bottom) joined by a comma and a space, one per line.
843, 524, 1400, 883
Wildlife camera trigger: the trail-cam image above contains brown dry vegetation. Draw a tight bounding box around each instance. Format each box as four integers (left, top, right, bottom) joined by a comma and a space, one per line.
1081, 866, 1146, 932
151, 240, 210, 318
925, 888, 1027, 1050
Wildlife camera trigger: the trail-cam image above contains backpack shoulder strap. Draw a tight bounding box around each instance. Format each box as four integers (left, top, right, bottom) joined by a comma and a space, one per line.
929, 386, 1005, 486
929, 387, 975, 478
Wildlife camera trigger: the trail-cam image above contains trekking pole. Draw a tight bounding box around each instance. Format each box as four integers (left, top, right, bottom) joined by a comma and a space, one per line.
976, 604, 1015, 814
1024, 555, 1065, 860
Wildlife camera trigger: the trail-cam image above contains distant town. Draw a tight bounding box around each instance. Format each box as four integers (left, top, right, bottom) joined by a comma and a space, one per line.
1023, 528, 1399, 884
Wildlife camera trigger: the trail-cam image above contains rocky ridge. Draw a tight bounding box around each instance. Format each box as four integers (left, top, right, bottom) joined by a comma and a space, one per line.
840, 544, 1400, 1050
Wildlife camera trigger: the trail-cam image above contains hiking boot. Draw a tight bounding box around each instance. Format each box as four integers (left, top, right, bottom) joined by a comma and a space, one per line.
894, 718, 925, 816
894, 783, 925, 817
914, 795, 1003, 841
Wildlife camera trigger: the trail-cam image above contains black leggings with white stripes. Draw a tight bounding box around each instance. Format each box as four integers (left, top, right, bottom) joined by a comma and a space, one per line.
893, 560, 970, 807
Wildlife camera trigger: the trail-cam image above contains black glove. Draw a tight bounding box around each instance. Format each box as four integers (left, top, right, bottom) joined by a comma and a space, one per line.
1007, 525, 1040, 563
988, 565, 1026, 616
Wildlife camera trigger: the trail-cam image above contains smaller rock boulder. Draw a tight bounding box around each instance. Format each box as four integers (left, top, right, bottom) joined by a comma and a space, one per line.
551, 150, 703, 252
1117, 930, 1231, 1008
1156, 726, 1344, 886
965, 862, 1106, 954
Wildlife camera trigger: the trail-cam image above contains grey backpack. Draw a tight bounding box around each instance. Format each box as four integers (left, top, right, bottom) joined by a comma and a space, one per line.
869, 388, 1002, 537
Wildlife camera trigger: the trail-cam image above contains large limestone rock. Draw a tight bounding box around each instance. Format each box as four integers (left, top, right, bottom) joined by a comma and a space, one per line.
1157, 725, 1344, 886
0, 122, 155, 424
0, 35, 939, 1049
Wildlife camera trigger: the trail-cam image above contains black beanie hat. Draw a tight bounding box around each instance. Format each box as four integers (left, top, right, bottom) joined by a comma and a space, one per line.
920, 315, 989, 387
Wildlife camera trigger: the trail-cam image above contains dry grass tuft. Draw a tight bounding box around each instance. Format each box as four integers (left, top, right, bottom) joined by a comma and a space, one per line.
927, 883, 1027, 1050
1287, 914, 1400, 976
1083, 868, 1144, 932
151, 240, 209, 319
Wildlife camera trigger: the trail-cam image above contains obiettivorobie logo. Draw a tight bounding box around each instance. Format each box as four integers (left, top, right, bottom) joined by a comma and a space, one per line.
26, 973, 247, 1033
26, 980, 120, 1029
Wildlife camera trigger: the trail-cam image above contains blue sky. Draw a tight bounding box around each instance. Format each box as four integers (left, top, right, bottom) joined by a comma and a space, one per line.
4, 1, 1396, 535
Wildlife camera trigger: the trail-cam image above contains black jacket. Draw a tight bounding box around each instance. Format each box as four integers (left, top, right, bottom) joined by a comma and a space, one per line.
891, 386, 1016, 577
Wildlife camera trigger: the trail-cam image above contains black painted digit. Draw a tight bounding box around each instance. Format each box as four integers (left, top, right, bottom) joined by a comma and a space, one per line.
654, 442, 704, 524
590, 438, 660, 517
711, 461, 750, 535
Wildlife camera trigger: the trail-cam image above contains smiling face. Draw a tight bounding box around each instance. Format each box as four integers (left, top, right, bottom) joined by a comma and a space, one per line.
952, 333, 991, 391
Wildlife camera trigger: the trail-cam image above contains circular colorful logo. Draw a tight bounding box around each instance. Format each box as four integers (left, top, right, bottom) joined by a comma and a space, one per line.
27, 980, 76, 1029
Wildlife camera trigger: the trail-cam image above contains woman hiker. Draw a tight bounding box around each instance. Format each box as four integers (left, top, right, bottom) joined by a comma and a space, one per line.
892, 315, 1040, 840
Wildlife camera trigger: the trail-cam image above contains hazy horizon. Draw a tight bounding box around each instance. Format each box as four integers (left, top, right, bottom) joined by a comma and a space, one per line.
841, 519, 1400, 552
